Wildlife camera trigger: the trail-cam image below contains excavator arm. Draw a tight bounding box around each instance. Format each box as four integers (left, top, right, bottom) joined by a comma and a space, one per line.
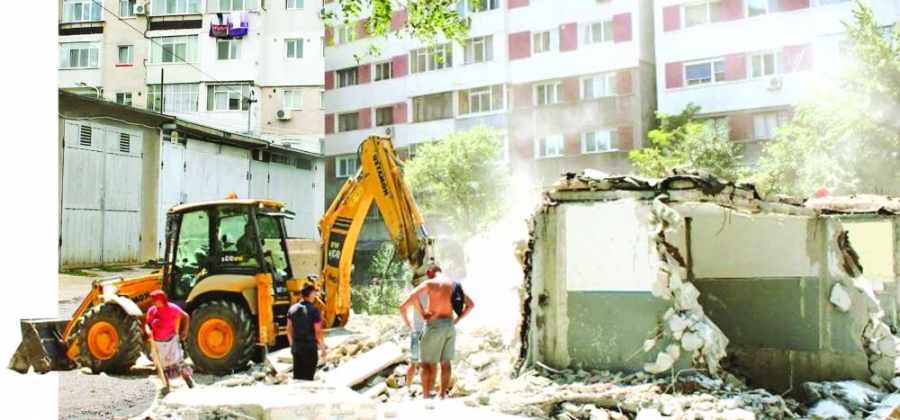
316, 136, 435, 328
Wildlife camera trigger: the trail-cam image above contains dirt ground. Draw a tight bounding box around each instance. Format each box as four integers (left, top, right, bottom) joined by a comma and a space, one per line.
57, 267, 159, 420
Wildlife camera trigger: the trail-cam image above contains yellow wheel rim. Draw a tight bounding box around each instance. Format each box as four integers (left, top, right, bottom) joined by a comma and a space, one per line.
197, 319, 234, 359
87, 321, 119, 361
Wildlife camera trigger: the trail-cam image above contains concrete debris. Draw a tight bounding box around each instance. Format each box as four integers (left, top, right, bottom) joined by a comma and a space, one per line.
809, 400, 853, 420
829, 283, 852, 312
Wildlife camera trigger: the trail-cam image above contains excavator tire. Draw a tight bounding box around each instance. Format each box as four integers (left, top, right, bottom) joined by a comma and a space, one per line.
73, 304, 143, 374
186, 300, 256, 375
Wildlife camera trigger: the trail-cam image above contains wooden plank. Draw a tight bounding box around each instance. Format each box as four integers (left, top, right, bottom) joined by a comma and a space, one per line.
323, 341, 405, 388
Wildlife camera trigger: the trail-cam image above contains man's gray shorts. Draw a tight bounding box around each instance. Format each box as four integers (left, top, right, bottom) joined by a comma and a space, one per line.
419, 318, 455, 364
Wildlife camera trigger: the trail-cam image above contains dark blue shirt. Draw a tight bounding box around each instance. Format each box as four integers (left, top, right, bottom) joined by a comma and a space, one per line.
287, 301, 320, 350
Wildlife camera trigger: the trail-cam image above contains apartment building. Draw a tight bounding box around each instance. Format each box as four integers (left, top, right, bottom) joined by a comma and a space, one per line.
654, 0, 900, 162
323, 0, 656, 243
58, 0, 326, 150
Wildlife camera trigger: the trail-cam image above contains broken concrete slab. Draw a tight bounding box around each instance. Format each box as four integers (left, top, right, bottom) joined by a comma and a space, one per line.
323, 341, 405, 387
158, 381, 377, 420
272, 334, 365, 364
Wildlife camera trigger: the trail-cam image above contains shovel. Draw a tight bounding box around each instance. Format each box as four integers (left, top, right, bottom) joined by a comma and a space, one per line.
149, 338, 169, 392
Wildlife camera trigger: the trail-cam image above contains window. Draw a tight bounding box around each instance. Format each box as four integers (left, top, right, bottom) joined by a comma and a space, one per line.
375, 106, 393, 126
286, 0, 304, 9
152, 0, 200, 15
117, 45, 134, 65
286, 39, 303, 58
217, 39, 240, 60
685, 60, 725, 85
458, 85, 504, 115
120, 0, 136, 18
337, 68, 358, 88
747, 0, 780, 17
413, 92, 453, 122
410, 45, 453, 74
752, 112, 789, 140
62, 0, 101, 23
335, 25, 355, 45
207, 84, 252, 111
750, 51, 782, 78
582, 21, 613, 45
338, 113, 359, 132
283, 90, 302, 110
581, 74, 616, 99
684, 1, 722, 27
59, 42, 99, 69
148, 83, 200, 112
374, 61, 393, 81
535, 135, 563, 158
815, 0, 848, 5
464, 36, 493, 64
320, 90, 324, 109
532, 29, 559, 54
336, 155, 360, 178
703, 117, 730, 141
116, 93, 133, 106
217, 0, 248, 12
582, 130, 618, 153
534, 82, 560, 106
457, 0, 500, 17
150, 35, 198, 64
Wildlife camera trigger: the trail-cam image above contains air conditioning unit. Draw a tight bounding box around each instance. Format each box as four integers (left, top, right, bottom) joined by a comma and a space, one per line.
767, 76, 782, 90
384, 126, 393, 137
133, 3, 147, 15
276, 109, 292, 120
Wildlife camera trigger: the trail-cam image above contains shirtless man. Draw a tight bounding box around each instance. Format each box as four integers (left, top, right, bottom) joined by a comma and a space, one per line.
399, 265, 474, 399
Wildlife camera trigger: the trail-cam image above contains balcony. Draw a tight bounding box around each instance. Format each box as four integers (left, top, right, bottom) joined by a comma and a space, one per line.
455, 112, 507, 131
59, 21, 104, 36
148, 14, 204, 31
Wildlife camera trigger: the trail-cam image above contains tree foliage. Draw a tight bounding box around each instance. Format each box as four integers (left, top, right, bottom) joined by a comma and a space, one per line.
629, 103, 744, 181
403, 126, 509, 241
755, 0, 900, 196
328, 0, 479, 57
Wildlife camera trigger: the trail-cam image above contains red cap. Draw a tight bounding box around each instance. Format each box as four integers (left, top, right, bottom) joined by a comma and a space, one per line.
150, 290, 167, 300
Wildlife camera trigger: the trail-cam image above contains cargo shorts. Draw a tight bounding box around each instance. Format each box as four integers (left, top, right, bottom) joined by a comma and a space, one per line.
419, 318, 456, 364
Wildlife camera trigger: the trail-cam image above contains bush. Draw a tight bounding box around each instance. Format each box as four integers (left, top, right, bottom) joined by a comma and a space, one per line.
351, 242, 411, 315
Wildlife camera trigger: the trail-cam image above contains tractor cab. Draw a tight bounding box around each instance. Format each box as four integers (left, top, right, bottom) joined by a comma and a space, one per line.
162, 199, 295, 304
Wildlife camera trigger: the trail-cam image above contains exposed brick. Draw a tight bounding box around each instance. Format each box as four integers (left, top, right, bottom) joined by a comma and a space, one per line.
617, 126, 634, 150
663, 5, 681, 32
560, 22, 578, 52
617, 69, 633, 95
512, 84, 532, 109
613, 13, 632, 43
325, 114, 334, 134
392, 54, 408, 78
359, 108, 372, 129
325, 71, 334, 90
508, 31, 531, 61
564, 132, 581, 155
728, 113, 753, 141
391, 9, 407, 32
560, 77, 580, 102
783, 44, 813, 72
508, 0, 528, 8
724, 53, 747, 81
357, 18, 368, 40
358, 63, 371, 84
325, 27, 333, 45
721, 0, 744, 21
780, 0, 810, 12
511, 134, 534, 160
665, 62, 683, 89
393, 102, 407, 124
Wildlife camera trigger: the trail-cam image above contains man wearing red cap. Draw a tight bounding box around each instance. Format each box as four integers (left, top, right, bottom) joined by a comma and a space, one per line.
145, 290, 194, 391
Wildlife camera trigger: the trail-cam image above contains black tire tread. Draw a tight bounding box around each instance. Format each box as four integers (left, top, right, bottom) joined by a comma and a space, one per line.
73, 304, 143, 374
186, 300, 256, 375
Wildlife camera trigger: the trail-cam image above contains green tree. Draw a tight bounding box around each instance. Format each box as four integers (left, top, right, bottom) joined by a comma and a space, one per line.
629, 104, 745, 180
755, 0, 900, 196
351, 242, 410, 315
329, 0, 481, 53
403, 126, 509, 241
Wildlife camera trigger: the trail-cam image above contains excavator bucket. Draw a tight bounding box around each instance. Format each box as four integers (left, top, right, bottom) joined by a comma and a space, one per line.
8, 318, 74, 374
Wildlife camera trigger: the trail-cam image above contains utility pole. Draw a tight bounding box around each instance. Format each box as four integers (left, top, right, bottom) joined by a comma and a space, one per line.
246, 92, 258, 134
160, 68, 165, 113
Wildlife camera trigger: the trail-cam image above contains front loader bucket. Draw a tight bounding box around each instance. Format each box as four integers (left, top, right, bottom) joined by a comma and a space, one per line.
8, 318, 74, 374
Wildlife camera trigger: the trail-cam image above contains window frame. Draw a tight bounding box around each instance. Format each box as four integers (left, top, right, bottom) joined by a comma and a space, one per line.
409, 44, 453, 74
335, 155, 361, 178
534, 82, 561, 106
151, 0, 201, 16
464, 35, 493, 65
337, 112, 359, 132
283, 90, 302, 110
59, 42, 100, 70
286, 0, 305, 9
217, 39, 241, 61
458, 85, 505, 116
116, 92, 133, 106
119, 0, 136, 18
375, 106, 393, 127
747, 0, 780, 17
535, 135, 564, 159
582, 20, 614, 45
749, 51, 783, 78
285, 38, 304, 59
336, 68, 358, 88
62, 0, 102, 23
683, 59, 725, 86
335, 25, 355, 45
752, 111, 789, 140
319, 90, 325, 109
117, 45, 134, 66
374, 61, 393, 81
412, 92, 454, 123
207, 84, 252, 112
532, 29, 560, 54
682, 1, 722, 28
147, 83, 200, 113
581, 130, 619, 154
580, 73, 617, 99
150, 35, 198, 64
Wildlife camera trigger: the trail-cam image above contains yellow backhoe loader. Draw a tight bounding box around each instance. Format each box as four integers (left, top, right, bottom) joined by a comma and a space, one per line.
9, 135, 433, 375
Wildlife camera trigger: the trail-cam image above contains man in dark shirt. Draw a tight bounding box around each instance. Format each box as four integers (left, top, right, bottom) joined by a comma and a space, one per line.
286, 284, 327, 380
